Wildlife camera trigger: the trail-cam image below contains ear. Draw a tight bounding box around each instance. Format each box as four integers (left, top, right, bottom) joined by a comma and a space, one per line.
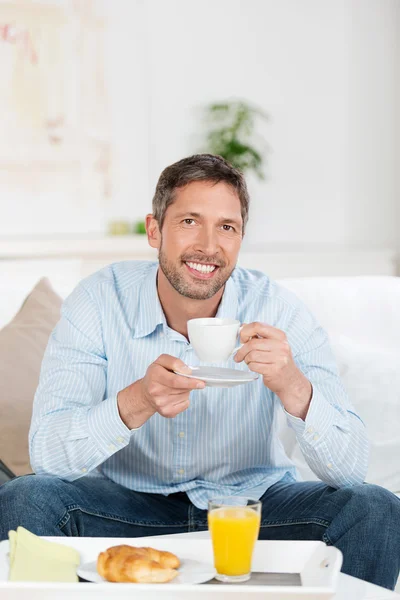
146, 214, 161, 249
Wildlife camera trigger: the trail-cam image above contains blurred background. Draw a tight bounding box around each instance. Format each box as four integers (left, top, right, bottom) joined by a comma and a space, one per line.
0, 0, 399, 281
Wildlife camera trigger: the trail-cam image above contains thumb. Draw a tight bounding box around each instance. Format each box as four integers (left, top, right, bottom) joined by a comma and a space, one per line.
155, 354, 192, 374
173, 358, 192, 375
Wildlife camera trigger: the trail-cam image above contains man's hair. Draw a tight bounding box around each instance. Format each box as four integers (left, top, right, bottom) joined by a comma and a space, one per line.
152, 154, 250, 233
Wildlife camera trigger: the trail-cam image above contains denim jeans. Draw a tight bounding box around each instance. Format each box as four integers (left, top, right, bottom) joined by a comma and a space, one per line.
1, 474, 399, 590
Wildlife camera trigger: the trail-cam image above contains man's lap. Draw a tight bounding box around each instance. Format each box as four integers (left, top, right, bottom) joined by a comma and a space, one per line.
1, 472, 386, 540
189, 479, 372, 540
0, 474, 192, 539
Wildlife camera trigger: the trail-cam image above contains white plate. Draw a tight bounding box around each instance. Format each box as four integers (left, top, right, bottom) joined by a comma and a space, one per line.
77, 557, 216, 585
174, 366, 259, 387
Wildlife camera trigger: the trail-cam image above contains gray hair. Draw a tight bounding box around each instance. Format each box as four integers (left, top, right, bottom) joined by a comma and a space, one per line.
152, 154, 250, 233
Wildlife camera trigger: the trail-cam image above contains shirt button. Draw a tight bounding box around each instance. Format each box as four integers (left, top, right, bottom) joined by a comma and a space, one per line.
307, 427, 314, 434
178, 468, 185, 475
178, 431, 185, 438
108, 444, 116, 451
116, 436, 125, 443
313, 434, 319, 441
81, 467, 87, 473
327, 463, 333, 469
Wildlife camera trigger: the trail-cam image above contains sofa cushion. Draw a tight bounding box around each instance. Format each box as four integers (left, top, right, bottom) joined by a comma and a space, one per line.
0, 278, 62, 476
286, 335, 400, 493
278, 277, 400, 351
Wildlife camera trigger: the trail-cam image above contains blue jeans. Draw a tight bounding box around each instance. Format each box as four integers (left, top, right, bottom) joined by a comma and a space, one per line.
1, 475, 399, 590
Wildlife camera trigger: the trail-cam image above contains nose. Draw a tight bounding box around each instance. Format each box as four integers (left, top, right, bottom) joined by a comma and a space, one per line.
193, 225, 219, 257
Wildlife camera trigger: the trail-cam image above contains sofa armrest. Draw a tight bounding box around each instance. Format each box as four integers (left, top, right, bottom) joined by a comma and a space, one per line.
0, 459, 15, 485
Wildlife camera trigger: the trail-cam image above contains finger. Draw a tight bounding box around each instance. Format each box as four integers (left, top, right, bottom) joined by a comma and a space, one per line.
168, 385, 203, 396
164, 372, 206, 390
150, 368, 205, 393
154, 392, 191, 410
247, 360, 287, 375
172, 396, 192, 407
245, 352, 289, 367
240, 322, 287, 343
158, 399, 190, 419
154, 354, 192, 374
243, 350, 278, 365
156, 393, 190, 408
234, 339, 287, 363
246, 361, 273, 375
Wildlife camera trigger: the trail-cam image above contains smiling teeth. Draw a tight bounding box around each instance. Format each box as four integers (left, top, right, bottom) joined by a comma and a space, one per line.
186, 262, 216, 273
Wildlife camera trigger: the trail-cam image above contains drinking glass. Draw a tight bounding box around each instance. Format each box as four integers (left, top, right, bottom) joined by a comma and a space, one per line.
208, 497, 261, 583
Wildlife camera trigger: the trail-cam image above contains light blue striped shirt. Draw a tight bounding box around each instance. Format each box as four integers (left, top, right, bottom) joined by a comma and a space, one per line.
30, 261, 369, 509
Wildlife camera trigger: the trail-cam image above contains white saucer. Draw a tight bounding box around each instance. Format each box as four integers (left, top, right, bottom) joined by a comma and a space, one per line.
174, 366, 259, 387
77, 557, 216, 585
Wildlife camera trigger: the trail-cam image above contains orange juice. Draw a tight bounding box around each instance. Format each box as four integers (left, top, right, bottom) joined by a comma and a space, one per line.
208, 506, 261, 576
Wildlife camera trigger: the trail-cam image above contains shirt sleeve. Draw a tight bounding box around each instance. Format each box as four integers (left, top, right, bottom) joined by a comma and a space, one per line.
282, 303, 369, 488
29, 282, 136, 480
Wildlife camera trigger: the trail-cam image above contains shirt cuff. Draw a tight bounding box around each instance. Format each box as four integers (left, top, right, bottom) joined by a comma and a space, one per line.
284, 386, 350, 444
87, 395, 140, 456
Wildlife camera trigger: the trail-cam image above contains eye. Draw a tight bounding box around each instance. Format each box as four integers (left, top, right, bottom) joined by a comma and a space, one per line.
183, 218, 196, 225
222, 224, 234, 232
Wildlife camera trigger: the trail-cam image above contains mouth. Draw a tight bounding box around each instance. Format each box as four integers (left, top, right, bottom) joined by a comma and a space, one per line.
184, 261, 220, 280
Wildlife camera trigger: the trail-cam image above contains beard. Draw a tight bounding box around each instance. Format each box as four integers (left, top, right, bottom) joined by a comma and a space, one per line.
158, 244, 235, 300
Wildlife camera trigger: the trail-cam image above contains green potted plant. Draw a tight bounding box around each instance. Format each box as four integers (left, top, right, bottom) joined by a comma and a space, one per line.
202, 100, 268, 179
133, 221, 147, 235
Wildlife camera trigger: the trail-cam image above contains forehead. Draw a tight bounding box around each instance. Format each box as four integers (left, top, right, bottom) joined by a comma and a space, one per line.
168, 180, 242, 216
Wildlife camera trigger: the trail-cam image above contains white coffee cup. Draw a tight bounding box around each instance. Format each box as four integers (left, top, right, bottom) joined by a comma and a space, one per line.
187, 317, 243, 362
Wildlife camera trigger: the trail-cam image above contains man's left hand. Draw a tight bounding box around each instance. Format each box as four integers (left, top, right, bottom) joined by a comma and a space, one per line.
234, 322, 312, 420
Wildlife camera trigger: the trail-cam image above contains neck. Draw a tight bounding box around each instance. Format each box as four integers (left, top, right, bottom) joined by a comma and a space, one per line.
157, 268, 224, 338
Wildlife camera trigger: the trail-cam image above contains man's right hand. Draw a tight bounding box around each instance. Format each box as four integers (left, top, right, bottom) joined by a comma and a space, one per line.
117, 354, 205, 430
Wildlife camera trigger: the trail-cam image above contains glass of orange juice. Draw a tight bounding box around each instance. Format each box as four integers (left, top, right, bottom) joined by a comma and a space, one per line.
208, 497, 261, 583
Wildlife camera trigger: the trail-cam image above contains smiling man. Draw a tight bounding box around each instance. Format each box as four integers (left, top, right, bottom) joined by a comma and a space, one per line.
1, 154, 399, 590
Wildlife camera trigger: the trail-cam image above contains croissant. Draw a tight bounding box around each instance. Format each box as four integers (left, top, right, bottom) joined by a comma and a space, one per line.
97, 544, 180, 583
135, 546, 180, 569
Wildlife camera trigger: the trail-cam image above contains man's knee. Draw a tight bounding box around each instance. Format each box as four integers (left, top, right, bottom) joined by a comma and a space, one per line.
350, 483, 398, 507
0, 475, 70, 539
340, 483, 400, 530
1, 474, 65, 502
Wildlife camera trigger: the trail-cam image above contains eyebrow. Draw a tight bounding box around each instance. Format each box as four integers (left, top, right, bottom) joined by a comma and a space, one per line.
174, 212, 242, 227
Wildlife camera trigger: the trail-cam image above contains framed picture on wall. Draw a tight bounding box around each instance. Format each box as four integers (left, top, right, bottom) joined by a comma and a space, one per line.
0, 0, 111, 235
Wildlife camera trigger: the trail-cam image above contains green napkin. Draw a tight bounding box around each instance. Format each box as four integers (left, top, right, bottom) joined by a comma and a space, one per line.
8, 526, 80, 582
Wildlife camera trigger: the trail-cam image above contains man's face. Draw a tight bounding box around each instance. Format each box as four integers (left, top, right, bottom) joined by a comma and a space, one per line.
151, 181, 243, 300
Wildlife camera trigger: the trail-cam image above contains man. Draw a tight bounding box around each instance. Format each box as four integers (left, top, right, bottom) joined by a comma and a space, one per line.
0, 154, 399, 589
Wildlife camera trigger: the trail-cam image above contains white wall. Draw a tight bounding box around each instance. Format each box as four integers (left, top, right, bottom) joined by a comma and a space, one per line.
146, 0, 353, 249
103, 0, 150, 225
397, 0, 400, 253
1, 0, 399, 253
345, 0, 398, 250
106, 0, 399, 251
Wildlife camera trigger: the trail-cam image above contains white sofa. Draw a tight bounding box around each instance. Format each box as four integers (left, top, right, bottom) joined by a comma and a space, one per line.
0, 261, 400, 590
276, 276, 400, 497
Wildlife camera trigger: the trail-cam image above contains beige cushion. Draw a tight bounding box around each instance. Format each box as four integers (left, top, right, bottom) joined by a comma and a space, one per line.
0, 278, 61, 476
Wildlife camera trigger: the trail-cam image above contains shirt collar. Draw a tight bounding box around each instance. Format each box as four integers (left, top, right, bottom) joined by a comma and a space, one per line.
215, 272, 239, 320
134, 263, 165, 338
134, 264, 239, 338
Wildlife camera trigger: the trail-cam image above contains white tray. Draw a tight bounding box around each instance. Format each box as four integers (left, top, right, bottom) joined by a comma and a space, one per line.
0, 534, 343, 599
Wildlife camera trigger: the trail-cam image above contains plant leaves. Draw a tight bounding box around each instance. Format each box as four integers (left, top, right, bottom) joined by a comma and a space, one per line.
202, 100, 267, 179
